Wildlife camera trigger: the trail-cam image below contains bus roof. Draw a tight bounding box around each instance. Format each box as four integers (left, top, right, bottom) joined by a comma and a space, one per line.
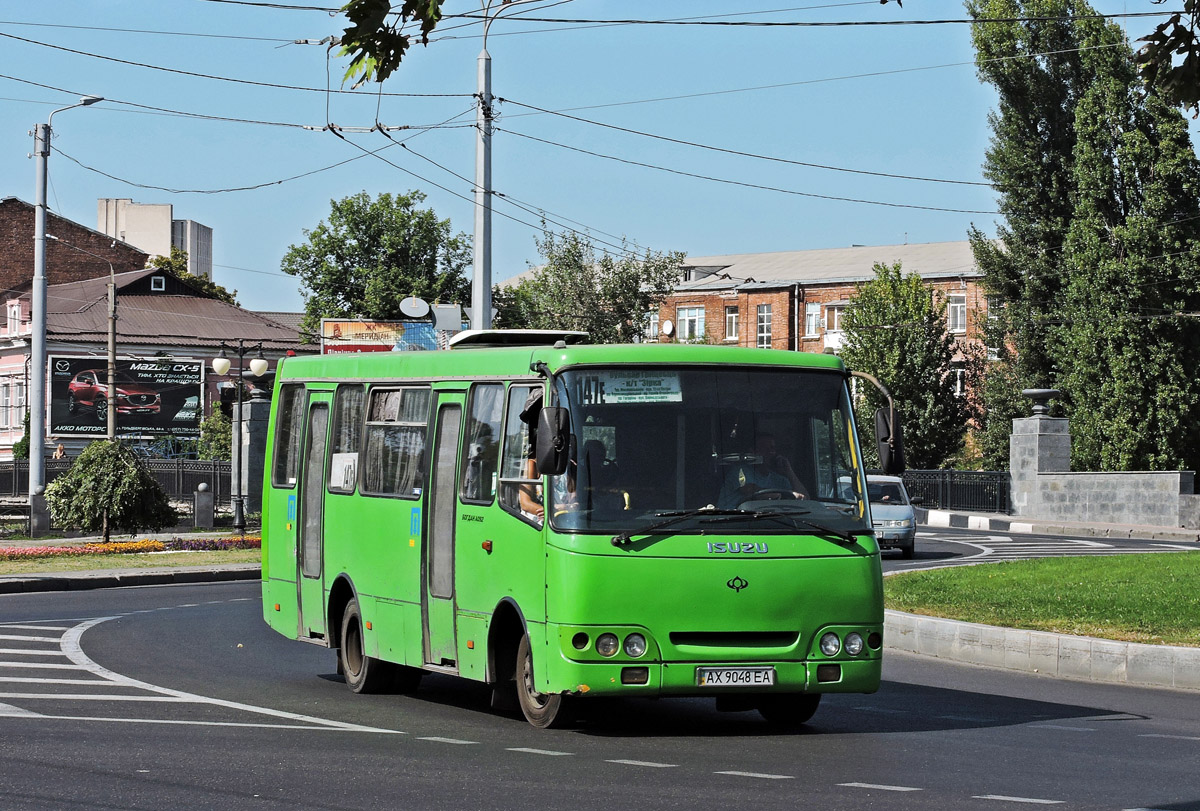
273, 341, 847, 382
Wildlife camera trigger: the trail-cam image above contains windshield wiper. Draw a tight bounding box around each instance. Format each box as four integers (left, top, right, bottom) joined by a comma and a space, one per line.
700, 510, 860, 545
610, 506, 749, 547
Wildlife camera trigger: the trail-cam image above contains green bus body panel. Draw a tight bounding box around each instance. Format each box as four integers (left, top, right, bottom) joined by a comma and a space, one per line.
261, 342, 883, 701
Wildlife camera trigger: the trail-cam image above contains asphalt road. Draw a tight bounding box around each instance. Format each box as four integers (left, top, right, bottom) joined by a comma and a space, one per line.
1, 580, 1198, 811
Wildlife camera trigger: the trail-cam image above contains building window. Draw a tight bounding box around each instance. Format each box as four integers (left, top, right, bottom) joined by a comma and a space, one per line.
724, 306, 739, 341
948, 294, 967, 333
6, 304, 19, 335
756, 304, 773, 348
646, 312, 659, 340
826, 305, 843, 333
805, 302, 821, 337
677, 306, 705, 341
151, 276, 166, 292
0, 385, 9, 430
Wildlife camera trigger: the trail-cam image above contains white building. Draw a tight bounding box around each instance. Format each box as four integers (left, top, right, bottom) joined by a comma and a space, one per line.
97, 198, 213, 280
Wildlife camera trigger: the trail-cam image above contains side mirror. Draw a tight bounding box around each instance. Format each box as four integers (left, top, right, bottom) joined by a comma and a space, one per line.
909, 496, 923, 505
535, 407, 570, 476
875, 407, 906, 474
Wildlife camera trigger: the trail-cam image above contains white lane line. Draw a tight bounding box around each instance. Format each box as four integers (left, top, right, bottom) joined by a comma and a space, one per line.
0, 677, 116, 685
0, 649, 69, 656
0, 635, 61, 643
839, 782, 923, 792
507, 748, 572, 756
418, 737, 479, 745
1030, 724, 1096, 732
1152, 544, 1199, 550
20, 715, 403, 731
0, 662, 90, 671
715, 771, 794, 780
938, 715, 996, 723
0, 693, 194, 702
972, 795, 1064, 804
1124, 807, 1180, 810
1139, 733, 1200, 741
606, 759, 677, 768
853, 706, 907, 714
0, 625, 71, 631
0, 701, 43, 718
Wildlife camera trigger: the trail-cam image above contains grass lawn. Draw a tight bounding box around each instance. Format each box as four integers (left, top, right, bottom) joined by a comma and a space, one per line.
884, 552, 1200, 647
0, 549, 261, 575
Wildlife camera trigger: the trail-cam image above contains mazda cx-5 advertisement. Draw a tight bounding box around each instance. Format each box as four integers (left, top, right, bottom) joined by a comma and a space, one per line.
50, 356, 204, 438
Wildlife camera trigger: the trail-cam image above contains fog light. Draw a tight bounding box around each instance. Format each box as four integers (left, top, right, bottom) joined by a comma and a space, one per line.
845, 632, 864, 656
623, 633, 647, 658
572, 632, 589, 651
817, 664, 842, 683
867, 632, 883, 650
819, 632, 841, 656
621, 667, 649, 685
596, 633, 619, 657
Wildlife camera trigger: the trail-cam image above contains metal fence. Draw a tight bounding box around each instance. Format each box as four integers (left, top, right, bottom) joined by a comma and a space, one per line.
900, 469, 1010, 514
0, 460, 232, 504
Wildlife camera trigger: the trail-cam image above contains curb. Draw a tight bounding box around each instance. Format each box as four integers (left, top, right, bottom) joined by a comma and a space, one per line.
885, 609, 1200, 692
916, 507, 1200, 543
0, 565, 260, 595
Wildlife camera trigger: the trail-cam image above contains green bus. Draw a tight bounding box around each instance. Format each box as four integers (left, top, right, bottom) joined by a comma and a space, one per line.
261, 331, 903, 728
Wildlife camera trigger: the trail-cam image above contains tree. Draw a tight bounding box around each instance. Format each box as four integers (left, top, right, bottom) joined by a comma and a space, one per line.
340, 0, 446, 87
44, 440, 178, 543
11, 412, 29, 460
281, 191, 471, 340
198, 408, 231, 462
1137, 1, 1200, 115
148, 247, 238, 305
497, 228, 683, 344
839, 262, 976, 470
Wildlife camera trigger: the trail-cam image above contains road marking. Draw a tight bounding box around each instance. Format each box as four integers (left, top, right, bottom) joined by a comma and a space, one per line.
0, 625, 70, 631
606, 759, 677, 768
418, 737, 479, 745
22, 715, 401, 731
0, 677, 110, 685
507, 747, 572, 756
0, 648, 70, 656
853, 705, 906, 714
0, 701, 42, 718
938, 715, 996, 723
839, 782, 923, 792
972, 795, 1063, 804
1152, 544, 1199, 550
1139, 733, 1200, 741
715, 771, 794, 780
0, 634, 61, 643
0, 693, 194, 702
1030, 724, 1096, 732
0, 661, 90, 671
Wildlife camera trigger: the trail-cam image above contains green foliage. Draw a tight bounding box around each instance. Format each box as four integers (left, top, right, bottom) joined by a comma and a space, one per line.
11, 412, 29, 460
281, 191, 471, 340
339, 0, 444, 87
1137, 0, 1200, 116
148, 247, 238, 305
840, 262, 976, 470
198, 408, 232, 462
44, 440, 178, 543
497, 228, 684, 345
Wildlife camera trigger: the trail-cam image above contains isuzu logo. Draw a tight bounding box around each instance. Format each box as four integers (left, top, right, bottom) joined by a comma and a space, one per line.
727, 576, 749, 592
707, 542, 769, 554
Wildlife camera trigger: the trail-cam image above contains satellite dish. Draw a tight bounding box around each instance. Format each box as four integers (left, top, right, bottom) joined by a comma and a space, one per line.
399, 296, 430, 318
661, 319, 674, 336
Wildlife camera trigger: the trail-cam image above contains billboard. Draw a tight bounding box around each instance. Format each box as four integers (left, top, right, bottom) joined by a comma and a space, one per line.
321, 319, 440, 354
49, 356, 204, 438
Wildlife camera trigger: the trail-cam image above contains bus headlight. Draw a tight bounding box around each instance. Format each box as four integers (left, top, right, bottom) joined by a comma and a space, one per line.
623, 633, 647, 658
845, 632, 864, 656
596, 633, 620, 657
819, 632, 841, 656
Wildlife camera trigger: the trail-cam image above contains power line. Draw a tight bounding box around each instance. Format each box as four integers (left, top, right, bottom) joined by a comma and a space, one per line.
449, 10, 1181, 27
0, 19, 297, 43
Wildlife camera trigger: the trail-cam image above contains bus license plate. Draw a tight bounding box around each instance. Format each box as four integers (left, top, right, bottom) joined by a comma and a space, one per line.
696, 667, 775, 687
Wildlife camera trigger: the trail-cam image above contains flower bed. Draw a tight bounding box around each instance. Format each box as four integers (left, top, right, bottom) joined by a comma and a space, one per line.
0, 536, 260, 561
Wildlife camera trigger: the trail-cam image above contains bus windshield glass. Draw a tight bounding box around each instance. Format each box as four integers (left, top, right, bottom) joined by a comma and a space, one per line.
548, 366, 869, 536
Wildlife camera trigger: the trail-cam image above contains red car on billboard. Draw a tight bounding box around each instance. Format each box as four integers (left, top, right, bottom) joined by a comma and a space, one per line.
66, 369, 161, 423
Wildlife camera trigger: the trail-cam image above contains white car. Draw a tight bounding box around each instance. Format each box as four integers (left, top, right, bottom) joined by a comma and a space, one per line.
867, 475, 918, 559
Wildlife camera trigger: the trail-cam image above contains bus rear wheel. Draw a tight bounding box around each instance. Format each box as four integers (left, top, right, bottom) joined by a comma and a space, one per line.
339, 598, 393, 694
516, 633, 571, 729
758, 693, 821, 728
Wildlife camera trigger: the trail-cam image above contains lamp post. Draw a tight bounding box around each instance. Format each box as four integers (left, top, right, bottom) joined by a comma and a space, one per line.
30, 94, 103, 529
212, 340, 267, 534
46, 235, 117, 440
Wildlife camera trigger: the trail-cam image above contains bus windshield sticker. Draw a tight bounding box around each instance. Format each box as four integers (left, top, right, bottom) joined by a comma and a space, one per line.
579, 370, 683, 405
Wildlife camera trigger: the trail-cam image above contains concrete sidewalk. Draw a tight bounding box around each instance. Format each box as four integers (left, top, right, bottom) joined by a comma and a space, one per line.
917, 506, 1200, 542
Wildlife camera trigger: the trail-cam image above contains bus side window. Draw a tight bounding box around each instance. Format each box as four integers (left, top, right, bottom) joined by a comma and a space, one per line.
362, 387, 431, 499
461, 383, 503, 504
272, 383, 307, 488
498, 384, 541, 524
327, 384, 365, 493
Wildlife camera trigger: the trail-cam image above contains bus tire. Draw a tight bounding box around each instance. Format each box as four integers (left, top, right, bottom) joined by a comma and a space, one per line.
516, 633, 571, 729
339, 598, 392, 694
757, 693, 821, 727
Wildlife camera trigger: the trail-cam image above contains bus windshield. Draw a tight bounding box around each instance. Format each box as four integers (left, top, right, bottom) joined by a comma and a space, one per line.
548, 366, 869, 536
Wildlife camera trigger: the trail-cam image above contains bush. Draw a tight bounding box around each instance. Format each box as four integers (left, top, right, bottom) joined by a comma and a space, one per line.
45, 440, 178, 543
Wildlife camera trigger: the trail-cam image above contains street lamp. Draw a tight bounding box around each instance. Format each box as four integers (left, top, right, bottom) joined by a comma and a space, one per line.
46, 235, 117, 440
212, 340, 268, 534
29, 94, 103, 531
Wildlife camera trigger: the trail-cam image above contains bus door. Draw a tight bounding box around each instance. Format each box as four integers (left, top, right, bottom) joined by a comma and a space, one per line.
423, 394, 463, 668
297, 395, 331, 640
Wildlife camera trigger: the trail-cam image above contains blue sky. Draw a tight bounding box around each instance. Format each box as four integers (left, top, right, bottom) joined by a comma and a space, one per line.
0, 1, 1183, 314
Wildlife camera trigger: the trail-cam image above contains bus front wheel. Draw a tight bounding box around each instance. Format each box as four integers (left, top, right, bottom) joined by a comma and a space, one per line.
516, 634, 572, 729
758, 693, 821, 728
339, 598, 392, 694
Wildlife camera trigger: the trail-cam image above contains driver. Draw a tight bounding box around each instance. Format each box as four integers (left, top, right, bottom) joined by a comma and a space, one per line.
718, 433, 810, 508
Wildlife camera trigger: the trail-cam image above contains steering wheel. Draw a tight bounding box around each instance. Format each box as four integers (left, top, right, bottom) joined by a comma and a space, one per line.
737, 488, 797, 506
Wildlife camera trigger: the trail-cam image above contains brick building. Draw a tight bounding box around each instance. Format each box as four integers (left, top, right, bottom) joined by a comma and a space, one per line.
0, 197, 149, 299
655, 241, 988, 365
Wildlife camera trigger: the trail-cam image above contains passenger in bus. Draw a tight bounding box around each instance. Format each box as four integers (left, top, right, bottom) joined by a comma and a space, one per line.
518, 389, 545, 521
718, 433, 810, 508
